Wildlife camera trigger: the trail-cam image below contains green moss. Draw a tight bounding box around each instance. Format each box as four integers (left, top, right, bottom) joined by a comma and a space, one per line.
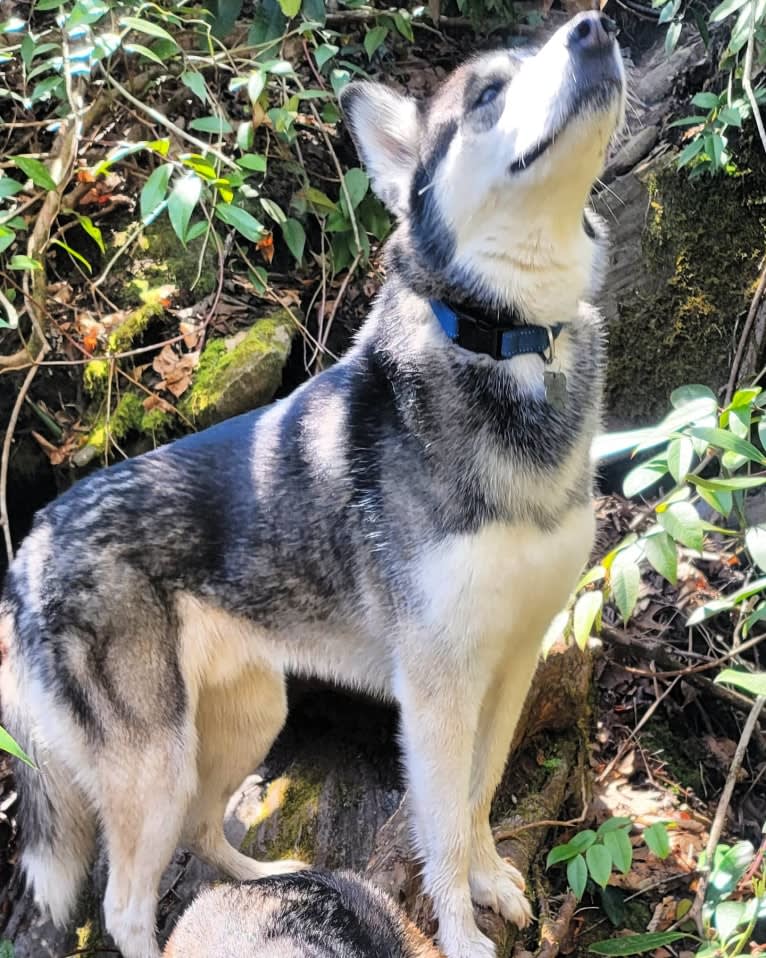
83, 283, 171, 396
180, 312, 295, 425
120, 220, 218, 300
606, 144, 766, 424
241, 769, 322, 863
78, 390, 173, 464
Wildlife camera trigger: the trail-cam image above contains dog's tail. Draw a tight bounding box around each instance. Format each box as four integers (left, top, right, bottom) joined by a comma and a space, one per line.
0, 603, 96, 926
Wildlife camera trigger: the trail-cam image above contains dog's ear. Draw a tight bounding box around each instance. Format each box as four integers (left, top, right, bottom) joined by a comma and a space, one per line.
340, 82, 419, 217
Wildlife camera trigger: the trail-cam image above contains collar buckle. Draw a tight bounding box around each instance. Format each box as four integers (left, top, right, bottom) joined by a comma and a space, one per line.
543, 325, 556, 365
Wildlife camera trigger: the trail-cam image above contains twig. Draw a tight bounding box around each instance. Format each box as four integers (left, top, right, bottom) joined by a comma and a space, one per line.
684, 694, 766, 934
724, 254, 766, 405
1, 349, 47, 563
535, 889, 577, 958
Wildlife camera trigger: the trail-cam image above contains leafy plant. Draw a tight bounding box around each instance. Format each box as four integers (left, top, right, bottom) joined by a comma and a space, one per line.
552, 384, 766, 653
653, 0, 766, 176
547, 818, 670, 902
590, 831, 766, 957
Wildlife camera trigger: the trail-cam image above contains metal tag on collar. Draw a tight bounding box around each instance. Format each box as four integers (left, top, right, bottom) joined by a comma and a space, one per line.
543, 326, 568, 412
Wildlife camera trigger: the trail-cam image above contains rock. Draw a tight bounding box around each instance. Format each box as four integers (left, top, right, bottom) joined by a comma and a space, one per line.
180, 310, 296, 426
602, 126, 659, 183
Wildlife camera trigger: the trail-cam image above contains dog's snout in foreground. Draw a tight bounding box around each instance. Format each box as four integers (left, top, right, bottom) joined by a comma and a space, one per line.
568, 11, 618, 55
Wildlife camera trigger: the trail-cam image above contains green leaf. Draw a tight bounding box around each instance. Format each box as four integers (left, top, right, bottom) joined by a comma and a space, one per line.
692, 91, 720, 109
52, 239, 91, 272
0, 228, 15, 255
546, 842, 580, 867
237, 153, 267, 173
665, 19, 681, 54
599, 886, 626, 928
215, 203, 266, 242
0, 177, 24, 198
76, 213, 104, 253
658, 501, 703, 551
569, 830, 597, 853
281, 217, 306, 263
277, 0, 301, 17
9, 255, 42, 270
715, 668, 766, 696
677, 136, 705, 167
623, 456, 667, 498
364, 25, 388, 59
124, 43, 166, 65
689, 427, 766, 463
314, 43, 338, 69
714, 900, 748, 940
719, 105, 743, 126
0, 724, 35, 767
14, 156, 56, 191
260, 198, 286, 224
181, 70, 208, 103
392, 10, 414, 40
140, 163, 172, 222
343, 168, 369, 210
709, 0, 750, 21
603, 829, 633, 875
247, 70, 266, 104
610, 556, 641, 624
588, 932, 688, 956
596, 817, 633, 836
586, 843, 612, 888
643, 531, 678, 585
667, 436, 694, 482
644, 822, 671, 859
168, 174, 202, 245
671, 384, 717, 407
330, 68, 351, 99
573, 591, 602, 651
189, 116, 233, 135
746, 525, 766, 571
120, 16, 178, 47
567, 854, 588, 900
691, 474, 766, 491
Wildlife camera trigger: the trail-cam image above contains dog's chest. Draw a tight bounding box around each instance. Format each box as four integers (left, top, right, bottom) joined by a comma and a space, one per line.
413, 505, 594, 648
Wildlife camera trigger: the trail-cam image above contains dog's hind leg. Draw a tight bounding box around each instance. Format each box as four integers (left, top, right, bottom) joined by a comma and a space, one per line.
183, 667, 306, 879
466, 647, 540, 928
98, 722, 198, 958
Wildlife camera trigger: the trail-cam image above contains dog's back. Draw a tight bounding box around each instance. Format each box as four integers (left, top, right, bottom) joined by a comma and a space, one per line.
163, 871, 441, 958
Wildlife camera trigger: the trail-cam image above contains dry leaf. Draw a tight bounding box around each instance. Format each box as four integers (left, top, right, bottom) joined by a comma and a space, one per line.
152, 344, 199, 398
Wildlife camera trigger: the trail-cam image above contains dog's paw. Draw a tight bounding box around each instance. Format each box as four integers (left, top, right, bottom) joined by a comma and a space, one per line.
438, 925, 497, 958
469, 857, 533, 928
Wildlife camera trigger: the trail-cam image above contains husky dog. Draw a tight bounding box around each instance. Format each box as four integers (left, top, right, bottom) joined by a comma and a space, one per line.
0, 12, 624, 958
163, 870, 442, 957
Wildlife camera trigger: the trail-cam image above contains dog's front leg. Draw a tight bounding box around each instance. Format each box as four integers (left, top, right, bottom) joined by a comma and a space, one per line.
467, 646, 540, 929
396, 659, 497, 958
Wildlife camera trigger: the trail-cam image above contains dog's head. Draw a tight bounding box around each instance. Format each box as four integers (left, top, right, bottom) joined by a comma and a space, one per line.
340, 12, 625, 318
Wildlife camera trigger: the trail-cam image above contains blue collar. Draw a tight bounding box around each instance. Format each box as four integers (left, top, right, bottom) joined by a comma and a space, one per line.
429, 299, 563, 362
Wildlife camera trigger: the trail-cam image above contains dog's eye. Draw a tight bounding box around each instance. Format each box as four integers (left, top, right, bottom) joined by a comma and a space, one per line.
474, 82, 503, 109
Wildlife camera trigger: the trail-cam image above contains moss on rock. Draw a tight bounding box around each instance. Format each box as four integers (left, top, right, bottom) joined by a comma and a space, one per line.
180, 311, 296, 426
240, 768, 323, 863
603, 142, 766, 424
74, 390, 173, 466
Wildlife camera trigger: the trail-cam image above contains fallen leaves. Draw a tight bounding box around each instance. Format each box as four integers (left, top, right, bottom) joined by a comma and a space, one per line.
152, 343, 199, 398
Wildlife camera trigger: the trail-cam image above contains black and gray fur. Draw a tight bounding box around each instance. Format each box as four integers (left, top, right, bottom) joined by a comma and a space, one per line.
163, 870, 441, 958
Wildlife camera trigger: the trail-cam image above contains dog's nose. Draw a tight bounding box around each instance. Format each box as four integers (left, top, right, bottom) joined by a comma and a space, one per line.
568, 11, 617, 54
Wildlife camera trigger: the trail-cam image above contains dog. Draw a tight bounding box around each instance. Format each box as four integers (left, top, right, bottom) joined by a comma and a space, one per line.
0, 12, 624, 958
162, 870, 442, 957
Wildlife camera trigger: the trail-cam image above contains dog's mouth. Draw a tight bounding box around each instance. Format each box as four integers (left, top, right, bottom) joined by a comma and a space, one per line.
508, 71, 623, 175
